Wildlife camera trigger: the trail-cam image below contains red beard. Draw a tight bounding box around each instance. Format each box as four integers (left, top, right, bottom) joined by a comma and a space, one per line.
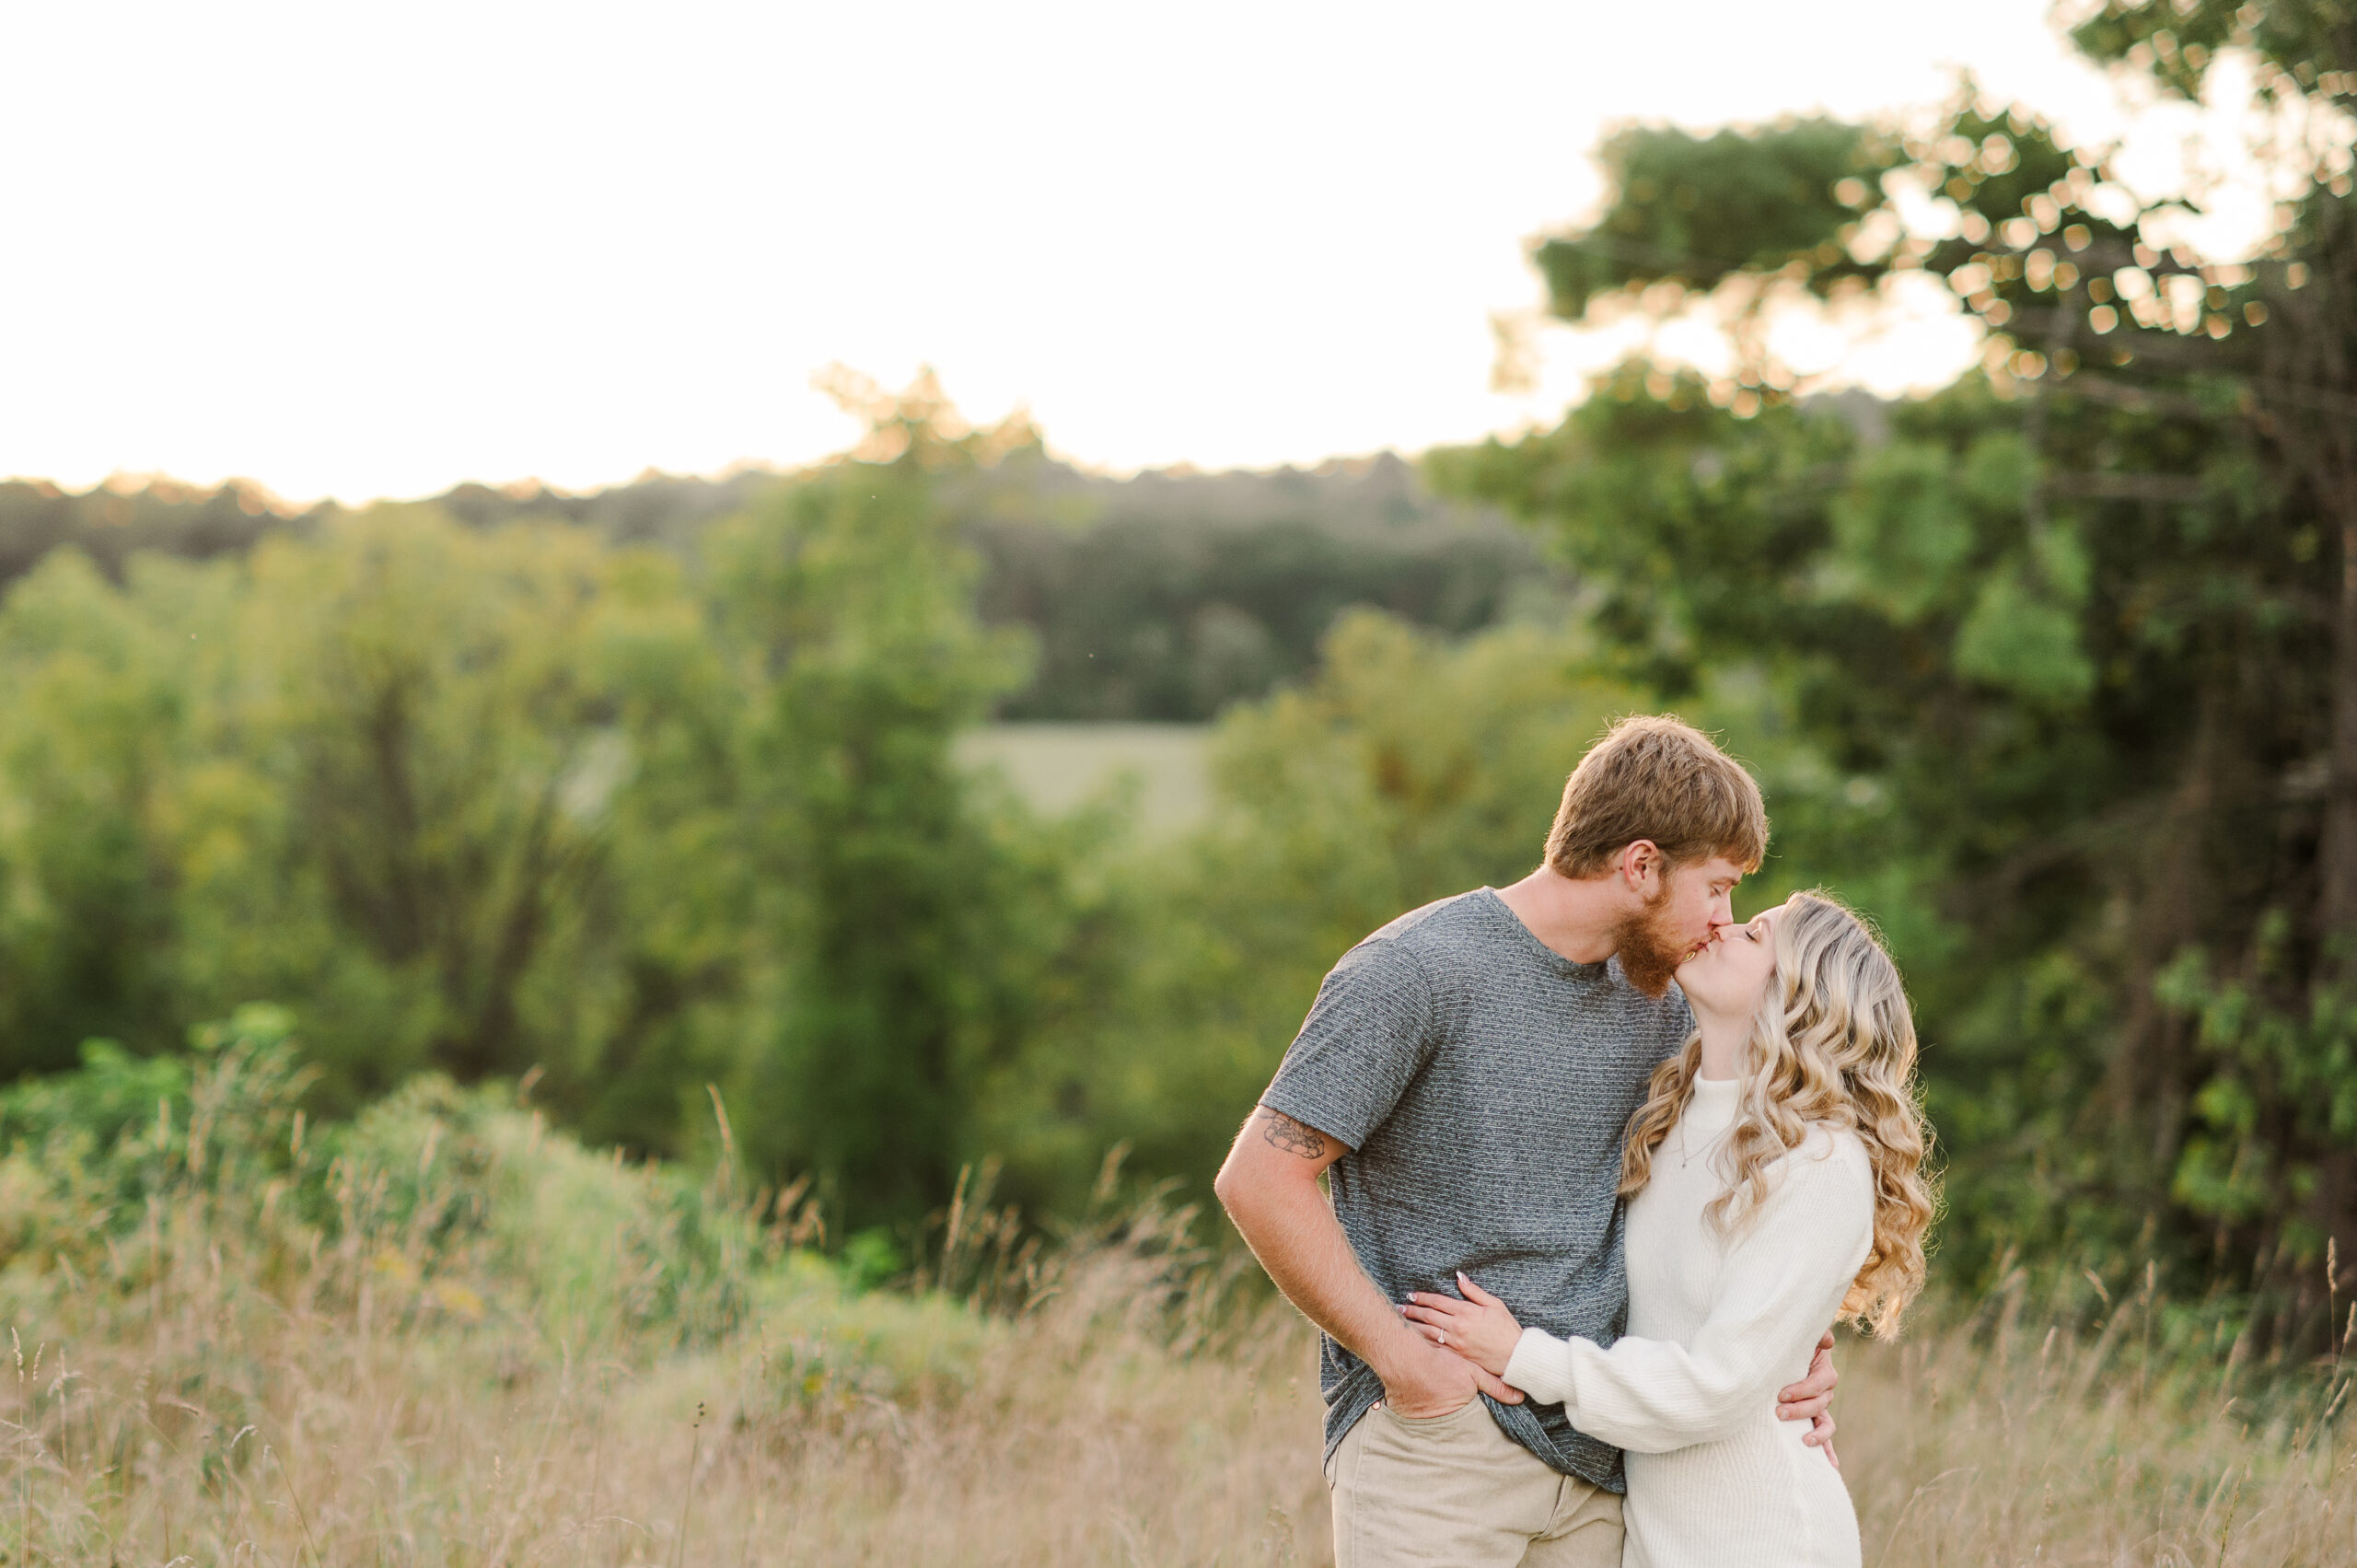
1610, 888, 1689, 999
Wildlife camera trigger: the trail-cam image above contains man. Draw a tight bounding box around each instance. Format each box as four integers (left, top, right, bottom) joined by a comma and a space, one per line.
1213, 715, 1839, 1567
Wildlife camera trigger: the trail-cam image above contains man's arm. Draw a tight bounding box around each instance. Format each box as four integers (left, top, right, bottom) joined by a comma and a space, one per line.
1212, 1106, 1523, 1418
1782, 1334, 1840, 1465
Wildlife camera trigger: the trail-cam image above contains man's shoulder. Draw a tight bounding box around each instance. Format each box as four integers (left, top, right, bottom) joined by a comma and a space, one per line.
1364, 893, 1686, 1019
1310, 895, 1460, 999
1362, 888, 1502, 954
1331, 891, 1507, 997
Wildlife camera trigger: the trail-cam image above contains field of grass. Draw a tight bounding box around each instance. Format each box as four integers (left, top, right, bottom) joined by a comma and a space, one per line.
11, 1235, 2354, 1566
2, 1024, 2351, 1565
957, 724, 1212, 837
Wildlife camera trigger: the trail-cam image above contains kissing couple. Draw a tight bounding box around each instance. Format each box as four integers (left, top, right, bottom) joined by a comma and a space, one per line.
1216, 715, 1934, 1568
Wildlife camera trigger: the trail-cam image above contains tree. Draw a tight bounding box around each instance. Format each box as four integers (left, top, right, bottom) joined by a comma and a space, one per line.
0, 551, 213, 1069
0, 371, 1137, 1236
235, 510, 728, 1100
707, 373, 1107, 1233
1434, 5, 2357, 1320
0, 510, 737, 1114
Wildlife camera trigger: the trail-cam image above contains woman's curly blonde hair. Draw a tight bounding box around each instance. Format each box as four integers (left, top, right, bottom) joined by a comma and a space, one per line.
1619, 889, 1938, 1336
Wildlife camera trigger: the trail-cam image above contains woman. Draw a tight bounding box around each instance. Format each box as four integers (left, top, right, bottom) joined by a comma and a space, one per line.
1402, 891, 1934, 1568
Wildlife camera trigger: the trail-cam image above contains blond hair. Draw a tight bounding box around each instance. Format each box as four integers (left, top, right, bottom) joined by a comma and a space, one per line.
1620, 890, 1936, 1335
1545, 715, 1767, 878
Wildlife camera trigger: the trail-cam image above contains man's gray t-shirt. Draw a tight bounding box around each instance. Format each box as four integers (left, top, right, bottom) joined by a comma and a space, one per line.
1260, 887, 1691, 1492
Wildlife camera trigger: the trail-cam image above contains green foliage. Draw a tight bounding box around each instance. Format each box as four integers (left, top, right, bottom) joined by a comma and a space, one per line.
706, 454, 1107, 1229
1, 457, 1550, 729
0, 395, 1122, 1239
1429, 369, 1858, 693
977, 502, 1544, 722
1535, 119, 1898, 319
1438, 8, 2357, 1317
2155, 922, 2357, 1264
0, 551, 199, 1071
2072, 0, 2356, 110
1825, 440, 1978, 623
0, 1005, 308, 1272
749, 1248, 999, 1410
1949, 544, 2096, 705
241, 509, 727, 1097
0, 512, 747, 1121
1429, 348, 2340, 1282
1524, 65, 2301, 401
0, 1005, 995, 1391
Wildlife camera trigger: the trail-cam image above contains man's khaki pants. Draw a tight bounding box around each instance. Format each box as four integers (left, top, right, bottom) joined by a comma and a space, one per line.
1327, 1400, 1623, 1568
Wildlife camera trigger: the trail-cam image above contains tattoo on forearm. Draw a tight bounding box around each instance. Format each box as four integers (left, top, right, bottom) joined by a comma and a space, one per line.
1260, 1109, 1329, 1160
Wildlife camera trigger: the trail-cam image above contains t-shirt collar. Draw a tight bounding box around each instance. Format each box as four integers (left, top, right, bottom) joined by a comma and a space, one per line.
1477, 886, 1615, 981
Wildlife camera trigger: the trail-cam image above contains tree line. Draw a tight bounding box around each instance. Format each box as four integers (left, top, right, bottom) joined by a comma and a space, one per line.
1, 414, 1547, 726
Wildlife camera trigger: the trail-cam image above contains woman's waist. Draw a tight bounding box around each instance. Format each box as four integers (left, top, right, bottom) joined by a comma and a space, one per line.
1624, 1406, 1845, 1469
1621, 1446, 1857, 1568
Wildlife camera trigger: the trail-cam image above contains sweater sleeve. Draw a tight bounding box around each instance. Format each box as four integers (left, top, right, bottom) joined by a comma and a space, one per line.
1501, 1132, 1874, 1453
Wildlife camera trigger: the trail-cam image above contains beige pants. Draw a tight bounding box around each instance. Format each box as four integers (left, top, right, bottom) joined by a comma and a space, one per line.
1327, 1400, 1623, 1568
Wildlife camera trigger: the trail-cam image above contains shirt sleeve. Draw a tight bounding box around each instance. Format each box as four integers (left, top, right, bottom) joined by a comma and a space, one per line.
1501, 1133, 1874, 1452
1258, 936, 1437, 1151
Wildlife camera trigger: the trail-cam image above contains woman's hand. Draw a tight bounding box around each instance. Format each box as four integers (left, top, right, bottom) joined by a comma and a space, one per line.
1400, 1272, 1524, 1378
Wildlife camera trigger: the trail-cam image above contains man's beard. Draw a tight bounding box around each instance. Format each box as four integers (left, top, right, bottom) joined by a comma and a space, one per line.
1610, 888, 1689, 999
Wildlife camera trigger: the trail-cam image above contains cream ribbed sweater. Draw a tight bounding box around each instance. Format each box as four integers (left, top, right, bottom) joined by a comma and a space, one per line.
1502, 1075, 1874, 1568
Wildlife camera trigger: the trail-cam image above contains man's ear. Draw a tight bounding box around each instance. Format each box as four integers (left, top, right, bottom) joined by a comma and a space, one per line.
1619, 840, 1664, 898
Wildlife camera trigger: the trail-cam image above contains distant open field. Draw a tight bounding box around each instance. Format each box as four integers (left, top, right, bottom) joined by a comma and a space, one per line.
958, 723, 1213, 836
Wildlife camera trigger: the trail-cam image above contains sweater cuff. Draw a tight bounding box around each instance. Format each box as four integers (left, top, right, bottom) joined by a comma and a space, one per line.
1503, 1325, 1578, 1410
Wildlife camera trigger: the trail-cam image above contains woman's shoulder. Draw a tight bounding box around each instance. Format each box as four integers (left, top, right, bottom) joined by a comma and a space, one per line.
1776, 1122, 1874, 1194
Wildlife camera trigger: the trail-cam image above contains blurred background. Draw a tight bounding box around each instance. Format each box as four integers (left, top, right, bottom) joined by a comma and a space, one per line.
4, 0, 2356, 1387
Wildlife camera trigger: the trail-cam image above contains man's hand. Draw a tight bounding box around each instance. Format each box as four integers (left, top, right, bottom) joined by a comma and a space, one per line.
1375, 1332, 1525, 1418
1216, 1108, 1522, 1421
1775, 1330, 1840, 1469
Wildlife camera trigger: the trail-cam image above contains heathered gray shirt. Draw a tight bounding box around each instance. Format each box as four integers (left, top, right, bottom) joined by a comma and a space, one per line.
1260, 887, 1692, 1492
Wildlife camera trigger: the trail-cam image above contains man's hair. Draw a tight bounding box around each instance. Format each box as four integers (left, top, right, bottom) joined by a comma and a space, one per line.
1543, 714, 1767, 879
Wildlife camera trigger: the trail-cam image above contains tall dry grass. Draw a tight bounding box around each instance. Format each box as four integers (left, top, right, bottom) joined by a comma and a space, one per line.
10, 1227, 2355, 1566
0, 1186, 1329, 1565
1, 1022, 2351, 1564
12, 1211, 2357, 1564
1841, 1267, 2357, 1567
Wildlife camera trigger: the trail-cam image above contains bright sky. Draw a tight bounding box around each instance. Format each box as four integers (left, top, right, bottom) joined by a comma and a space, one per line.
0, 1, 2282, 503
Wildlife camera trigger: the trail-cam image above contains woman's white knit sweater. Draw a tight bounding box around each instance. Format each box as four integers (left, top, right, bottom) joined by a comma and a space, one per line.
1502, 1075, 1874, 1568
